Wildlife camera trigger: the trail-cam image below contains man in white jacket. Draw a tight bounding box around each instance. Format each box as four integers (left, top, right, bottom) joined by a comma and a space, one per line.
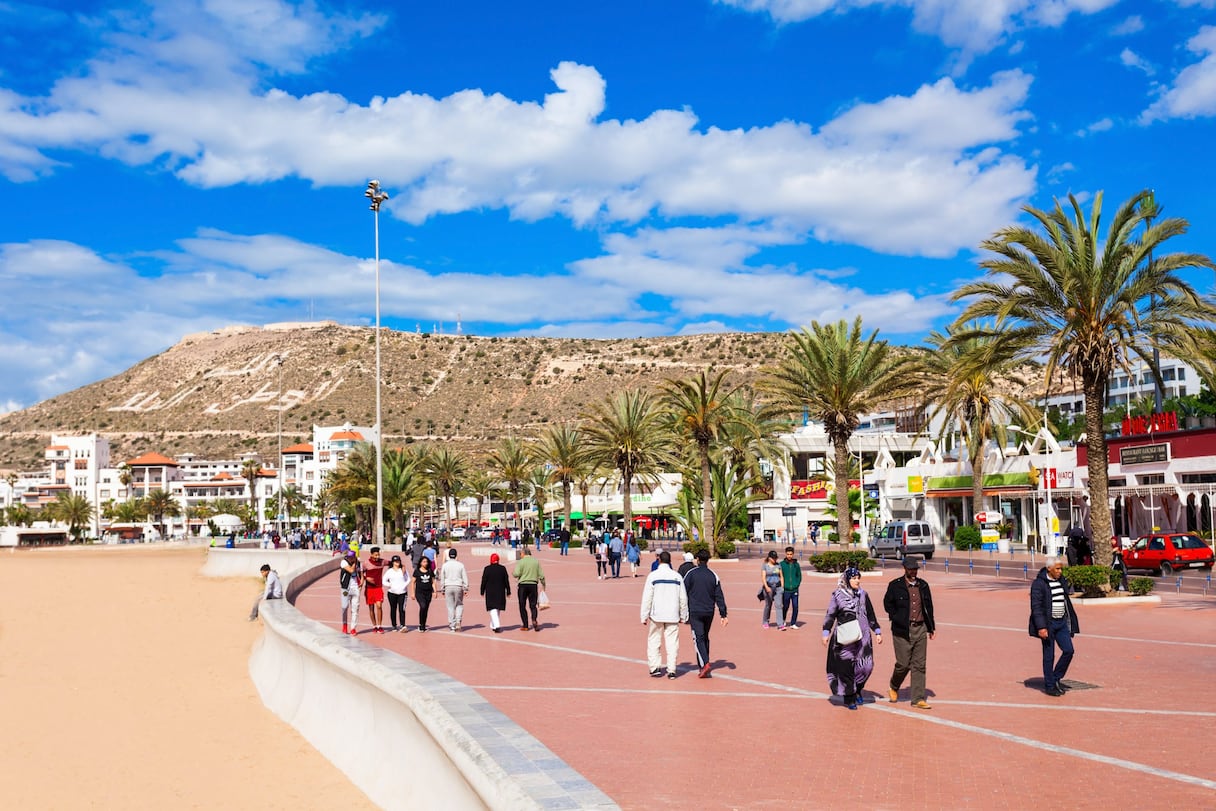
441, 548, 469, 632
640, 550, 689, 679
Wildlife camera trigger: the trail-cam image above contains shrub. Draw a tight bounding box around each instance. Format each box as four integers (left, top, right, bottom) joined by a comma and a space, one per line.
809, 551, 875, 573
1062, 565, 1113, 598
683, 540, 710, 557
952, 525, 983, 550
1128, 576, 1155, 596
715, 538, 737, 558
635, 539, 649, 552
826, 531, 862, 545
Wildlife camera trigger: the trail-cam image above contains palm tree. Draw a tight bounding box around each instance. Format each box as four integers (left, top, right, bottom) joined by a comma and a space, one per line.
659, 369, 741, 549
6, 503, 34, 527
426, 447, 468, 532
760, 317, 918, 548
717, 390, 790, 492
527, 466, 552, 539
915, 328, 1038, 522
143, 489, 180, 540
278, 485, 309, 530
382, 448, 430, 541
487, 438, 531, 533
953, 190, 1216, 565
240, 458, 263, 533
327, 443, 377, 536
464, 469, 497, 530
532, 423, 585, 538
49, 491, 94, 541
581, 389, 674, 538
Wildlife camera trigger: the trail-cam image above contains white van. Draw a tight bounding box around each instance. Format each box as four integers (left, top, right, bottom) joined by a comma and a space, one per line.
870, 521, 936, 560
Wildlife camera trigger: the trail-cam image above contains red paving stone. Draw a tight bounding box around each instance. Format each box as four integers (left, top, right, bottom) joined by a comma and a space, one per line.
292, 547, 1216, 810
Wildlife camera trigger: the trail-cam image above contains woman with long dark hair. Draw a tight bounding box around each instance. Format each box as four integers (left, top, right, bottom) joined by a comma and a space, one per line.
412, 556, 435, 633
384, 555, 409, 632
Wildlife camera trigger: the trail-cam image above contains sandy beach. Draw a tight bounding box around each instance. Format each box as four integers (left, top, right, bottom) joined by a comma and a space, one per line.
0, 545, 374, 809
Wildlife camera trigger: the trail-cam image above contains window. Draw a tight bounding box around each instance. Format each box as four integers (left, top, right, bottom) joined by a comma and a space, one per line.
1163, 368, 1175, 381
1179, 368, 1186, 380
1138, 474, 1165, 485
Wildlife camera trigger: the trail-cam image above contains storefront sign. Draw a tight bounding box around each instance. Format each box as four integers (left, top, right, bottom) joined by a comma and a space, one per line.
781, 506, 797, 516
1122, 411, 1178, 436
790, 480, 828, 499
1119, 443, 1169, 466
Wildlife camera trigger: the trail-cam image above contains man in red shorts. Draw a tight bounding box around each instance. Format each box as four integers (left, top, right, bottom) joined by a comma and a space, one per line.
364, 546, 386, 634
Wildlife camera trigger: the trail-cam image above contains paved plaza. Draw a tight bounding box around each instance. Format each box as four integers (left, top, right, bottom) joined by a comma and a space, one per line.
293, 547, 1216, 810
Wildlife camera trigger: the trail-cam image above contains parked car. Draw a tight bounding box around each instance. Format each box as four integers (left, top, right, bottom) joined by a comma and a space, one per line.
870, 520, 936, 560
1123, 532, 1215, 576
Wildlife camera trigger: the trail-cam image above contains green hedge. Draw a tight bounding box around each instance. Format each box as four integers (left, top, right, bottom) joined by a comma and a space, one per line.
1062, 564, 1113, 598
683, 539, 738, 558
1128, 576, 1155, 596
809, 550, 875, 573
952, 525, 983, 551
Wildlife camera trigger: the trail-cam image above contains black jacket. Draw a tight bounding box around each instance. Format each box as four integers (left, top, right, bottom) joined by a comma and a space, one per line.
883, 576, 935, 638
683, 564, 728, 618
1029, 567, 1080, 636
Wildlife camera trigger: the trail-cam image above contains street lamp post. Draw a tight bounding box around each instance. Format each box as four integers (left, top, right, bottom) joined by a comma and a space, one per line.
275, 354, 284, 538
365, 180, 390, 548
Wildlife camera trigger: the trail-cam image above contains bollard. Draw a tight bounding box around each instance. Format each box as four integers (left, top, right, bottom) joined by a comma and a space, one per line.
995, 561, 1001, 577
1023, 563, 1029, 580
1177, 576, 1184, 594
943, 559, 949, 574
1207, 574, 1212, 596
968, 559, 974, 576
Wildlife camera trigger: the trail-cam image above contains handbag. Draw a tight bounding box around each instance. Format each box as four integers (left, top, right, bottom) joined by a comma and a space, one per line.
756, 588, 765, 602
834, 611, 862, 645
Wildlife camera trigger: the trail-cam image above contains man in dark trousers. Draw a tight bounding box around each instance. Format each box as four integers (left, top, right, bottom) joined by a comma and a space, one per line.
1029, 557, 1079, 696
682, 549, 728, 678
883, 556, 936, 709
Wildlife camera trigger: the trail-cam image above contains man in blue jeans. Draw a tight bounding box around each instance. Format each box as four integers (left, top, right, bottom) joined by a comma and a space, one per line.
1029, 558, 1079, 696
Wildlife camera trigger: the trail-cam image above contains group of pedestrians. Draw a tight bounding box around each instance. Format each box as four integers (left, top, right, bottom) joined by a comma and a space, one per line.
640, 549, 728, 679
335, 546, 548, 635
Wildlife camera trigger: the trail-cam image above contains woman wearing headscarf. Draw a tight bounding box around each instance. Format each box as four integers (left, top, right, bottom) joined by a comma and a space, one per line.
821, 566, 883, 709
480, 552, 512, 633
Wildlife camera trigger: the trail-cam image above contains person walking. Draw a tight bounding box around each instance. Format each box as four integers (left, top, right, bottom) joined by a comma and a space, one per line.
363, 546, 386, 634
440, 548, 469, 632
760, 550, 785, 629
384, 555, 409, 632
883, 557, 935, 709
513, 546, 546, 632
640, 550, 689, 679
559, 526, 570, 556
677, 551, 696, 578
779, 546, 802, 629
412, 556, 436, 633
594, 537, 609, 580
1029, 557, 1080, 696
339, 550, 361, 635
608, 530, 624, 578
821, 566, 883, 709
479, 552, 511, 633
682, 549, 728, 678
626, 537, 641, 576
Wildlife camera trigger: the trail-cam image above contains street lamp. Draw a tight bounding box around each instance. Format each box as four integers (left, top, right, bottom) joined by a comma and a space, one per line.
275, 354, 284, 539
365, 179, 390, 548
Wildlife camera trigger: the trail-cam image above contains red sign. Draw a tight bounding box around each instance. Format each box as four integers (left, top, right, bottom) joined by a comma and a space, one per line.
1122, 411, 1178, 437
1043, 468, 1057, 489
790, 480, 828, 499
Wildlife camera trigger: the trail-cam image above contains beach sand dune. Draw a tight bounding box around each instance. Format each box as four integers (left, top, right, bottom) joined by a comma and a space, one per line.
0, 545, 374, 809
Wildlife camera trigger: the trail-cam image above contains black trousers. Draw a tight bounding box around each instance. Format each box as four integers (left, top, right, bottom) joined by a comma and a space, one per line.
387, 592, 407, 627
416, 591, 432, 630
518, 582, 539, 627
689, 612, 714, 666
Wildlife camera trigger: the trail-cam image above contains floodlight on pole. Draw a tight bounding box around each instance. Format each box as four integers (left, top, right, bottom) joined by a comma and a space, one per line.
365, 179, 390, 548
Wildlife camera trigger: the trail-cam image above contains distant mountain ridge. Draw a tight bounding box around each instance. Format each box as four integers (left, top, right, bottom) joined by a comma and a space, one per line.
0, 322, 796, 470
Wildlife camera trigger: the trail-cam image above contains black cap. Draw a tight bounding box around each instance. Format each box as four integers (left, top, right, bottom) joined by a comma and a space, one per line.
448, 548, 458, 558
902, 557, 920, 569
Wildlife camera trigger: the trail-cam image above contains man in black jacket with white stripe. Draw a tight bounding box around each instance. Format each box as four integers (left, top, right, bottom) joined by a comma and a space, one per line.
682, 549, 728, 679
1029, 557, 1080, 696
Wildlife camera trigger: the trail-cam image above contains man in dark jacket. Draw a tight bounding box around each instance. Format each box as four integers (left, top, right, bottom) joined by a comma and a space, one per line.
1029, 558, 1079, 696
883, 556, 936, 709
682, 549, 728, 679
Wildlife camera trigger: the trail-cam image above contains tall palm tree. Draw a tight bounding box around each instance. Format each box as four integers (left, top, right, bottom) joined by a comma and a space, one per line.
953, 190, 1216, 565
532, 423, 585, 537
526, 466, 552, 537
426, 447, 468, 532
487, 438, 531, 531
915, 328, 1038, 522
49, 491, 94, 541
717, 390, 790, 492
327, 442, 377, 536
573, 460, 605, 538
143, 488, 180, 540
581, 389, 674, 537
659, 369, 741, 548
240, 458, 263, 533
278, 485, 309, 531
382, 448, 430, 541
6, 503, 34, 527
464, 469, 497, 529
760, 317, 918, 547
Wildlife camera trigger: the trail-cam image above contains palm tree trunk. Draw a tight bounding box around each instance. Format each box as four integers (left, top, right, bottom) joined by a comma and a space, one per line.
1084, 379, 1113, 567
971, 446, 985, 525
700, 444, 715, 554
563, 482, 572, 536
622, 469, 633, 538
834, 438, 851, 547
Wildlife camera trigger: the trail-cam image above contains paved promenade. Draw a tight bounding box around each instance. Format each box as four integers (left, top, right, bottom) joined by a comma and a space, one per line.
293, 546, 1216, 810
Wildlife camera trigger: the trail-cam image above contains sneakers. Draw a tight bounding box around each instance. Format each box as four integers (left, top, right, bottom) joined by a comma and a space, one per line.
520, 625, 530, 632
492, 627, 502, 634
888, 687, 899, 703
348, 628, 358, 636
650, 668, 664, 678
698, 663, 712, 679
844, 697, 858, 710
533, 626, 540, 632
341, 624, 348, 634
786, 623, 799, 630
911, 699, 933, 710
778, 624, 787, 631
1045, 686, 1065, 697
761, 622, 770, 629
667, 670, 677, 679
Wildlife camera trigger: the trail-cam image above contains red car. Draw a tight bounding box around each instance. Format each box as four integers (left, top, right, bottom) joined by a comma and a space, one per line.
1123, 533, 1215, 576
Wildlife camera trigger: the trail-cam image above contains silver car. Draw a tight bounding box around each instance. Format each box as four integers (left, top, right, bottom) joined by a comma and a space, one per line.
870, 521, 936, 560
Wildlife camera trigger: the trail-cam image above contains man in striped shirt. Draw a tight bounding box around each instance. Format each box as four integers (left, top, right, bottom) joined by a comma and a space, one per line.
1029, 558, 1080, 696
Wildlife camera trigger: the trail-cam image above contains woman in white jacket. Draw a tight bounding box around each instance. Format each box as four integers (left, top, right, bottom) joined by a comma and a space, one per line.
384, 555, 410, 632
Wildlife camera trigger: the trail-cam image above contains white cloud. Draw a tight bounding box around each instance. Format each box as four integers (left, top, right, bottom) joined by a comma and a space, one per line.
1075, 117, 1113, 136
715, 0, 1117, 56
1142, 26, 1216, 121
0, 9, 1038, 259
1120, 48, 1155, 76
1111, 15, 1144, 36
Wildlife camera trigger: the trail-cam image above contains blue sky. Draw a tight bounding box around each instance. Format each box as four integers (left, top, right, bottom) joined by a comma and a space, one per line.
3, 0, 1216, 414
